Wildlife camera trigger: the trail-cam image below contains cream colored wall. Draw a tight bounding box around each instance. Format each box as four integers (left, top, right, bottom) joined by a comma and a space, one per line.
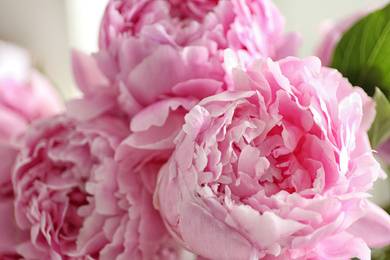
273, 0, 387, 57
0, 0, 107, 100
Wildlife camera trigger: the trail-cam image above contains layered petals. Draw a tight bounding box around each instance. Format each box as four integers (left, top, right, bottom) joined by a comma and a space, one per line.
155, 56, 388, 259
70, 0, 300, 121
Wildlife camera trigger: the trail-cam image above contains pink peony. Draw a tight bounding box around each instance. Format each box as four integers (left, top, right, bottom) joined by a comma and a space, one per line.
0, 41, 62, 259
155, 56, 390, 259
11, 114, 185, 259
68, 0, 300, 121
0, 41, 63, 141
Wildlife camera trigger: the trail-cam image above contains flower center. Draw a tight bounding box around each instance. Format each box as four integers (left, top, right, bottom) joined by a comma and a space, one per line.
168, 0, 220, 22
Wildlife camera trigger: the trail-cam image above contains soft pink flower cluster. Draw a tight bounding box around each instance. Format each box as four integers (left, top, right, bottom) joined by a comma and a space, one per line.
2, 1, 390, 260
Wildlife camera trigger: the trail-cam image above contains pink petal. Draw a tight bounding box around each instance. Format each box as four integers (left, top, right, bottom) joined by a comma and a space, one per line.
71, 49, 110, 94
317, 232, 370, 260
130, 97, 196, 132
180, 200, 253, 260
348, 199, 390, 248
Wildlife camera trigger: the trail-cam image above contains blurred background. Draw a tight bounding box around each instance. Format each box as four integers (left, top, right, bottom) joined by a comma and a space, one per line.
0, 0, 389, 203
0, 0, 108, 99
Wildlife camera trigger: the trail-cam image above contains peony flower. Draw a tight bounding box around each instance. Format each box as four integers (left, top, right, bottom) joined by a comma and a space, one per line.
0, 40, 63, 141
0, 41, 62, 259
11, 114, 185, 259
68, 0, 300, 121
155, 56, 390, 260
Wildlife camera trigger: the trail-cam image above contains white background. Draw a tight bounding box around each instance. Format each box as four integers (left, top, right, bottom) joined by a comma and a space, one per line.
0, 0, 389, 204
0, 0, 108, 99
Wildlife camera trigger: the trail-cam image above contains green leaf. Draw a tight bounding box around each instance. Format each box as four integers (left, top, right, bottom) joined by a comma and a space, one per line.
372, 244, 390, 260
368, 88, 390, 148
331, 3, 390, 96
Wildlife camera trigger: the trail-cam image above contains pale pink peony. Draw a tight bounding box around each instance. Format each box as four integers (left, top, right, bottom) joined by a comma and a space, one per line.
0, 41, 62, 259
68, 0, 300, 121
155, 56, 390, 260
11, 114, 184, 259
0, 41, 63, 141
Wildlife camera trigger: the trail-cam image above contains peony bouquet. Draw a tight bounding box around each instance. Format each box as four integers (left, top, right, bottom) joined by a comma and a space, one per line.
2, 0, 390, 259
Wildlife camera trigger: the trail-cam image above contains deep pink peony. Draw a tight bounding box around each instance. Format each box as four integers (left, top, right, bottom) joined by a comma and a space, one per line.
68, 0, 300, 121
155, 56, 390, 259
11, 114, 185, 259
0, 41, 62, 259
